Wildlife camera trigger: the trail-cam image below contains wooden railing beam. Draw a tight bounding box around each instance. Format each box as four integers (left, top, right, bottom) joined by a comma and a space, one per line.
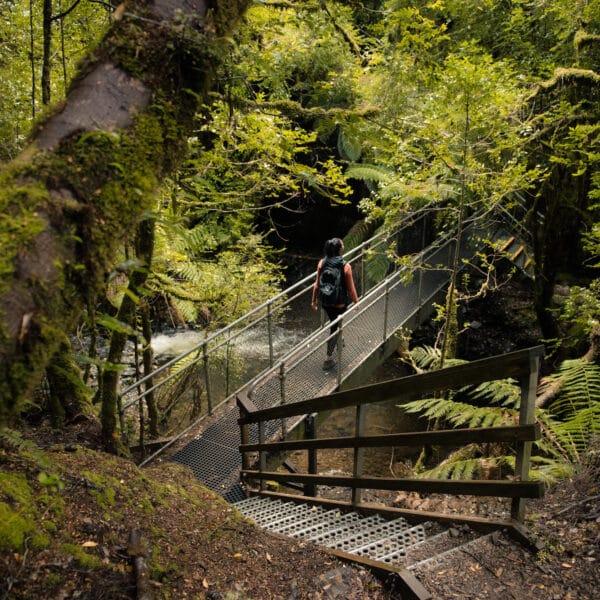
241, 470, 545, 498
239, 423, 541, 453
239, 346, 545, 424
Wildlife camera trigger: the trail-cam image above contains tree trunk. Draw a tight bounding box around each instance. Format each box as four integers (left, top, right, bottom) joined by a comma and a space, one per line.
140, 298, 158, 438
100, 218, 155, 450
42, 0, 52, 105
45, 337, 93, 426
0, 0, 252, 425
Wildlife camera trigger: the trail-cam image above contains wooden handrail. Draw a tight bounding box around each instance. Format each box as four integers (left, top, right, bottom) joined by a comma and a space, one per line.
237, 344, 545, 525
241, 470, 545, 498
240, 423, 541, 453
238, 345, 545, 424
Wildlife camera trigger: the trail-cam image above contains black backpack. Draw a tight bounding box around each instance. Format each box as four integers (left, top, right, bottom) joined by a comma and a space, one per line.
319, 257, 346, 306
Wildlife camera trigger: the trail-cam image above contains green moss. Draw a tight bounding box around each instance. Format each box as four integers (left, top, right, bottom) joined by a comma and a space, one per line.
0, 501, 36, 551
0, 178, 48, 295
43, 520, 58, 534
137, 496, 155, 515
0, 472, 32, 505
60, 543, 104, 569
43, 572, 63, 591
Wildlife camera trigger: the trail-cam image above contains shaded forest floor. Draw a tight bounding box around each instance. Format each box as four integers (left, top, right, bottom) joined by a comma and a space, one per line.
1, 280, 599, 599
1, 419, 598, 599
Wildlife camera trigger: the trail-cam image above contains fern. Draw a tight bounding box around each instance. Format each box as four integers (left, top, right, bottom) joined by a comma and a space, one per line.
401, 348, 600, 485
345, 163, 392, 183
466, 378, 521, 409
544, 359, 600, 422
401, 396, 513, 428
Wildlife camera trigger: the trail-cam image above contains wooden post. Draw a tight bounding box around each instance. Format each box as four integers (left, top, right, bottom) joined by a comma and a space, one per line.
352, 403, 366, 504
258, 420, 266, 492
305, 414, 317, 497
237, 393, 258, 477
511, 349, 541, 522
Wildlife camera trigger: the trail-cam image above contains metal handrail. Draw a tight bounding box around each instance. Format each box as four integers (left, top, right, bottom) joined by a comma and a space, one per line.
118, 213, 429, 435
247, 226, 458, 402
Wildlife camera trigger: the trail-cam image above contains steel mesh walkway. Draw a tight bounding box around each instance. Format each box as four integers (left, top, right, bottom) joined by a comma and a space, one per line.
171, 225, 483, 502
233, 496, 432, 567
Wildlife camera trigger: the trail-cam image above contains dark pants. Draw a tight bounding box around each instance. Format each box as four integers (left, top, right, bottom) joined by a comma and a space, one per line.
323, 305, 347, 357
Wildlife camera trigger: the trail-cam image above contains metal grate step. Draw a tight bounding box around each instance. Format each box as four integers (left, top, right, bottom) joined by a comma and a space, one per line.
234, 496, 437, 568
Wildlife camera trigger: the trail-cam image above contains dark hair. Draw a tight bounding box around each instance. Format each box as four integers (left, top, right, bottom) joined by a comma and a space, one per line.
324, 238, 343, 257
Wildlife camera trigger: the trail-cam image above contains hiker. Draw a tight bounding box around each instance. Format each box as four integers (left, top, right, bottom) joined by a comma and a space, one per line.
311, 237, 359, 370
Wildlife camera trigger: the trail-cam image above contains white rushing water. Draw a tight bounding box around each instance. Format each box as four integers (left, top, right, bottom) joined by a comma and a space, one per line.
151, 324, 309, 359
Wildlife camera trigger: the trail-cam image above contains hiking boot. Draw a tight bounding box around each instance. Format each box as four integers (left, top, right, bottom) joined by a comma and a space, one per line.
322, 357, 336, 371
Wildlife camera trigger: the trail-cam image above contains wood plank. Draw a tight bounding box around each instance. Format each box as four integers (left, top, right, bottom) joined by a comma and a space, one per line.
236, 392, 258, 414
249, 490, 516, 532
239, 345, 545, 423
241, 470, 545, 498
322, 547, 432, 600
239, 423, 541, 453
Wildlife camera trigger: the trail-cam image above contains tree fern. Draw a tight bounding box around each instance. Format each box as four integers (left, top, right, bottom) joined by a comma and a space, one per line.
401, 347, 600, 484
401, 396, 513, 429
345, 163, 392, 183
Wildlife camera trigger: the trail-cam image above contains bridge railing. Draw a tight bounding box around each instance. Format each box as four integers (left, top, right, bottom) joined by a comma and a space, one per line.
237, 345, 545, 526
118, 213, 430, 452
246, 219, 478, 415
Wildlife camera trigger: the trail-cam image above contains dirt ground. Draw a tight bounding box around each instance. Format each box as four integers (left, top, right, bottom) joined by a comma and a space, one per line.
2, 282, 599, 599
1, 418, 598, 600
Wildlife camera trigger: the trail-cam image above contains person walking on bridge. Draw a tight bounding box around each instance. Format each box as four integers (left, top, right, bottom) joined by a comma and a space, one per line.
311, 237, 359, 370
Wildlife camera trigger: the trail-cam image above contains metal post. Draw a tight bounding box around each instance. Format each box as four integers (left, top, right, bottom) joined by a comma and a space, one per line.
202, 341, 213, 415
258, 421, 266, 492
225, 331, 231, 397
360, 247, 366, 295
279, 362, 287, 437
267, 301, 274, 366
336, 319, 344, 387
305, 414, 317, 497
383, 281, 390, 343
511, 351, 541, 522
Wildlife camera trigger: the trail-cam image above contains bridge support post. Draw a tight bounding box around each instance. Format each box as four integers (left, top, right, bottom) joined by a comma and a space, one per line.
511, 349, 542, 522
352, 403, 366, 504
305, 414, 317, 497
202, 341, 213, 415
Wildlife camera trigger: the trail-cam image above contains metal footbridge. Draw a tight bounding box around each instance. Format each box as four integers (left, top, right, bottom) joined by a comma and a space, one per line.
117, 211, 536, 594
119, 212, 531, 501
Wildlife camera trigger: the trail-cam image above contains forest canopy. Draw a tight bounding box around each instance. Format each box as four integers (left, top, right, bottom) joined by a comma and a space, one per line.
0, 0, 598, 464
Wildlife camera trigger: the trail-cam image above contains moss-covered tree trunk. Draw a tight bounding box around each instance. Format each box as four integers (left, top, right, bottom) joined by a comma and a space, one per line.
139, 298, 159, 439
100, 218, 155, 450
0, 0, 252, 426
45, 337, 93, 427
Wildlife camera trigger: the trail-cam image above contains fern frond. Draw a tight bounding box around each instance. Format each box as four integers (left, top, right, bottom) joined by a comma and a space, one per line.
345, 163, 392, 183
337, 129, 362, 162
417, 449, 509, 481
410, 345, 441, 370
467, 378, 521, 408
400, 396, 513, 428
544, 359, 600, 419
529, 456, 577, 484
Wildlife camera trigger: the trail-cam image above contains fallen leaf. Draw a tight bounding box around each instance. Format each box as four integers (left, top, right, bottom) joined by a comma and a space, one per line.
266, 552, 272, 562
561, 563, 573, 568
202, 578, 209, 589
81, 541, 97, 548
